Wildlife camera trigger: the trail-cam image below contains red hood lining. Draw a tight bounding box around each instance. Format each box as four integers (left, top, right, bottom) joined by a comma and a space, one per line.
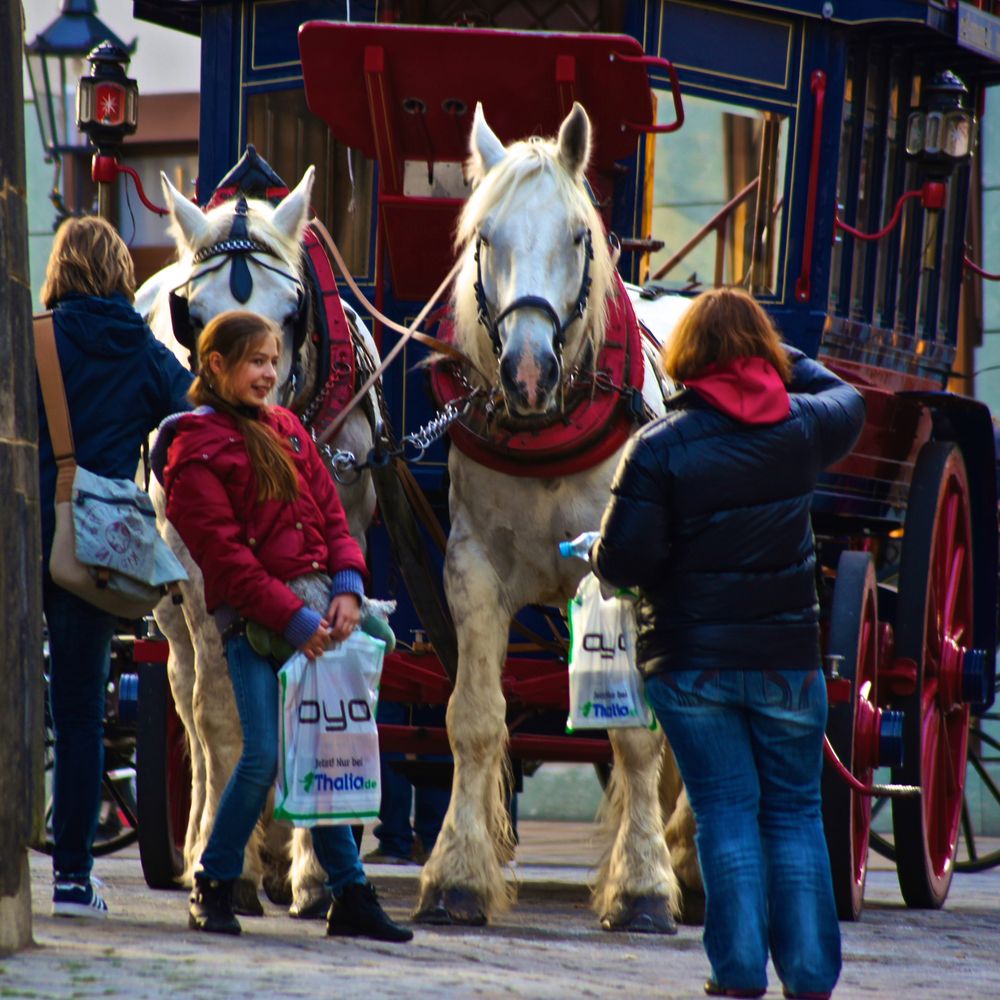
683, 357, 790, 425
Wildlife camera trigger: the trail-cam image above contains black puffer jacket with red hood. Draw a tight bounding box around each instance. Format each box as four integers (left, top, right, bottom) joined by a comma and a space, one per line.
593, 349, 865, 677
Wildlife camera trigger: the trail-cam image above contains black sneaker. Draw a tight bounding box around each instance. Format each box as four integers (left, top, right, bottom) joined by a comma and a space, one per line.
188, 873, 241, 936
326, 882, 413, 942
52, 876, 109, 919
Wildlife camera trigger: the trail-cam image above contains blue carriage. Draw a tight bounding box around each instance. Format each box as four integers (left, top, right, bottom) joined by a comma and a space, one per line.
132, 0, 1000, 920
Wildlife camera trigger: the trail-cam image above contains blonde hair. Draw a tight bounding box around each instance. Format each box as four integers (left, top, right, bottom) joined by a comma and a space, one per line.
41, 215, 136, 307
189, 311, 299, 504
661, 287, 792, 384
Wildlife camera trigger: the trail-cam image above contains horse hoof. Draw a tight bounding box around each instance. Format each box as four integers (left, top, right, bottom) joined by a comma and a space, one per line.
600, 894, 677, 935
262, 872, 292, 907
413, 888, 487, 927
289, 887, 331, 920
233, 878, 264, 917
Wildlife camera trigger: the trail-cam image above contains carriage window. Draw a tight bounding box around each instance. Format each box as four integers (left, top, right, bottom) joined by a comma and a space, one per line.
873, 57, 906, 328
646, 94, 787, 295
246, 89, 375, 277
828, 57, 857, 317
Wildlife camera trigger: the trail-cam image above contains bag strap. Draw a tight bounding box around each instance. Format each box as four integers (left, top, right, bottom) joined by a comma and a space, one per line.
33, 313, 77, 502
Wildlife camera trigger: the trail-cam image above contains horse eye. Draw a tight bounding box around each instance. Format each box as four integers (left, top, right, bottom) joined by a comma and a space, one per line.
479, 234, 490, 248
573, 230, 586, 246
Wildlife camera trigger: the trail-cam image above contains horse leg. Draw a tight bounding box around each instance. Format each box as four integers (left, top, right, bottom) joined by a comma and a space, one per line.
284, 828, 331, 919
153, 588, 202, 885
594, 726, 680, 934
414, 559, 514, 925
190, 629, 264, 917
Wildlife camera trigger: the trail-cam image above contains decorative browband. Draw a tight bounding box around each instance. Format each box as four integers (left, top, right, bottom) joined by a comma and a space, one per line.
192, 238, 277, 264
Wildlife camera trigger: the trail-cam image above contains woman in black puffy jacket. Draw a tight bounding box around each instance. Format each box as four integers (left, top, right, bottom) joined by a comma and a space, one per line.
592, 287, 864, 1000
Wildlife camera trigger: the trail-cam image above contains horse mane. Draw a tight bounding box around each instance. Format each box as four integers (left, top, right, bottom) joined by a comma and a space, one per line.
452, 136, 614, 370
167, 194, 302, 269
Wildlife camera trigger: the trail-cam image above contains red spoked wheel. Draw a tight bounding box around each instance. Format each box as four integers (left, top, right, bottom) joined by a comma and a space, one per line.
822, 550, 879, 921
891, 442, 973, 908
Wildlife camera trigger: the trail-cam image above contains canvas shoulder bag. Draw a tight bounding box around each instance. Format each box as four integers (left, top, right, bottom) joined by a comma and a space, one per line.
34, 313, 188, 618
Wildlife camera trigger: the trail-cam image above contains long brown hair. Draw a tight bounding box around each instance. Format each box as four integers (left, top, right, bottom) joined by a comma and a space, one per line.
661, 287, 792, 384
189, 311, 299, 503
41, 215, 137, 307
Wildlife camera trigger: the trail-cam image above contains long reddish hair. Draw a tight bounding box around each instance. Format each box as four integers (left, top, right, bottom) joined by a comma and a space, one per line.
662, 287, 792, 384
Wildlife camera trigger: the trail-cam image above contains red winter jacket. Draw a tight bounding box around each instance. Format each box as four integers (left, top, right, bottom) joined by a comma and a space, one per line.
163, 406, 367, 636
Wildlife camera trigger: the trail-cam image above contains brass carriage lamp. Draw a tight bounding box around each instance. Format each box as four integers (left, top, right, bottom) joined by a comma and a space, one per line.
904, 70, 975, 177
25, 0, 135, 219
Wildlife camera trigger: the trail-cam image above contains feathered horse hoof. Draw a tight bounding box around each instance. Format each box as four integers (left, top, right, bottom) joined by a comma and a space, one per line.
288, 886, 332, 919
600, 894, 677, 934
413, 888, 487, 926
232, 877, 264, 917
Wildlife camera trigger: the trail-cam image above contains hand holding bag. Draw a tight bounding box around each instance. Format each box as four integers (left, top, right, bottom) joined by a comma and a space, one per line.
566, 573, 656, 732
275, 631, 385, 826
35, 313, 188, 618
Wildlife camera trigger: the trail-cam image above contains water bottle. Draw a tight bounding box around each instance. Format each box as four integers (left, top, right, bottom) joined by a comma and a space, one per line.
559, 531, 600, 560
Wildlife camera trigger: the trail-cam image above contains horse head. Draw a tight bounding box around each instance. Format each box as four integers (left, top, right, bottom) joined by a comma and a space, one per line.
453, 102, 614, 417
159, 167, 315, 404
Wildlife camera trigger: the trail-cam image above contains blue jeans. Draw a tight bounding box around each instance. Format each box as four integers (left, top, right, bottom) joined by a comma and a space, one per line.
44, 577, 117, 879
373, 701, 450, 858
645, 669, 841, 997
200, 636, 365, 896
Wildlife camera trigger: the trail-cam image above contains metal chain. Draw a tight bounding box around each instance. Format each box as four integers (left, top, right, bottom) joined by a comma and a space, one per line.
314, 390, 480, 483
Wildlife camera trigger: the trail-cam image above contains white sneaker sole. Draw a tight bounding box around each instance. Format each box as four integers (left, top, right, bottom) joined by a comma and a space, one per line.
52, 902, 109, 919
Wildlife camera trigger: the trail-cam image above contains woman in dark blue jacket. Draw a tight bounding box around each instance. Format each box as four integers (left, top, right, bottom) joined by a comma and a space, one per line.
593, 288, 864, 1000
37, 216, 193, 919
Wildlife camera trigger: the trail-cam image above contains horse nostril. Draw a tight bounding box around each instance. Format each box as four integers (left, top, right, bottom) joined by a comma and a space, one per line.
541, 353, 560, 389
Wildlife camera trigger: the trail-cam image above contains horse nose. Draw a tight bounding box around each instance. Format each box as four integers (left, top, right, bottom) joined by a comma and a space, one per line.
499, 354, 527, 405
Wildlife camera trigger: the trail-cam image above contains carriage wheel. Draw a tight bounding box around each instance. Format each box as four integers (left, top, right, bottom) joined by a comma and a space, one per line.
890, 442, 973, 908
136, 660, 191, 889
821, 551, 878, 921
954, 705, 1000, 871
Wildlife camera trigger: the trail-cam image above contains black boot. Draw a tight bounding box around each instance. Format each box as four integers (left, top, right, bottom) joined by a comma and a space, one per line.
326, 882, 413, 942
188, 873, 241, 935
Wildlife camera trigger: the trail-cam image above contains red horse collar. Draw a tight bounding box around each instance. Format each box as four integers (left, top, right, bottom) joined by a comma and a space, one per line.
430, 275, 646, 477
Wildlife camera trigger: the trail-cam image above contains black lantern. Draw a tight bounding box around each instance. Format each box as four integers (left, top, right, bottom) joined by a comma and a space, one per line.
905, 70, 976, 177
25, 1, 135, 159
76, 41, 138, 155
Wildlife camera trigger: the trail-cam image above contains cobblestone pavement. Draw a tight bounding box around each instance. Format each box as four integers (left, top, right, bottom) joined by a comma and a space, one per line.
3, 823, 999, 999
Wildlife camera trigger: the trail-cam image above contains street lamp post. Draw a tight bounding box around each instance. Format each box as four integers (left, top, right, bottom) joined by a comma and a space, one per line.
24, 0, 135, 219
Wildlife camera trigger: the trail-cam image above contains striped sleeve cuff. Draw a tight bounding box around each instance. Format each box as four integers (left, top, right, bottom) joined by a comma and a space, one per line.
283, 607, 323, 648
331, 569, 365, 600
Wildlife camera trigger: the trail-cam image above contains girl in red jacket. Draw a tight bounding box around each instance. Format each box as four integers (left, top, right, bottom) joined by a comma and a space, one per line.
158, 309, 411, 942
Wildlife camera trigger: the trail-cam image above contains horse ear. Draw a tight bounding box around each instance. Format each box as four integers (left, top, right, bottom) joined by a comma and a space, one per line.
271, 166, 315, 245
557, 102, 592, 180
468, 102, 506, 183
162, 171, 210, 249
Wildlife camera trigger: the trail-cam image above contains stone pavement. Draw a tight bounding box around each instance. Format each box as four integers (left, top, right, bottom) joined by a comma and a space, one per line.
3, 822, 999, 999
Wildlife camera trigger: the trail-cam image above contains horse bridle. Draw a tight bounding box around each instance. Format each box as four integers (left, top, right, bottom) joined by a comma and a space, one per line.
473, 227, 595, 360
167, 197, 309, 378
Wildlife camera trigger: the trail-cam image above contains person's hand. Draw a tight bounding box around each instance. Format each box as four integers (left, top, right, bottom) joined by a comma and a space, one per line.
300, 621, 332, 660
326, 593, 361, 642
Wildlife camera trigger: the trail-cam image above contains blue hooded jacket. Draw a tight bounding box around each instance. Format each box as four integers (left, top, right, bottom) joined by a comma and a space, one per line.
37, 293, 194, 561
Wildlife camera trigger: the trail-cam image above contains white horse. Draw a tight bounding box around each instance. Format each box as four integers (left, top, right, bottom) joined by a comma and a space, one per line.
414, 102, 701, 930
137, 166, 380, 917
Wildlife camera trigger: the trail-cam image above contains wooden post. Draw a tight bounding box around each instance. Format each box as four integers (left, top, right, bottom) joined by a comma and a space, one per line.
0, 0, 44, 954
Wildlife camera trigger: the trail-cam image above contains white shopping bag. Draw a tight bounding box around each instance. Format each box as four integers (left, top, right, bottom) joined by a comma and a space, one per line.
274, 631, 385, 826
566, 573, 656, 732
